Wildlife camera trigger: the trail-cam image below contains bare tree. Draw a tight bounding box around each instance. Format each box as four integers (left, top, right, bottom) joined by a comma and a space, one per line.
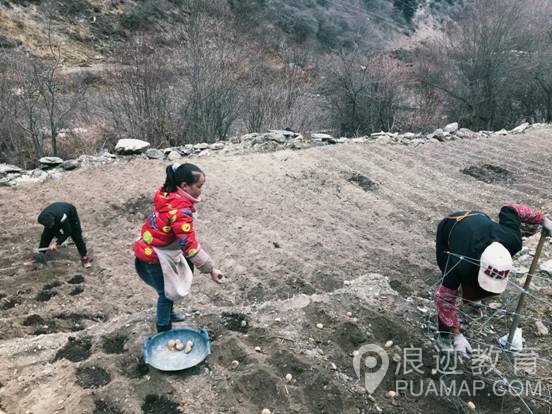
34, 29, 87, 156
321, 49, 405, 135
526, 0, 552, 122
0, 52, 47, 162
103, 37, 179, 148
241, 49, 307, 133
0, 21, 87, 164
176, 2, 243, 142
414, 0, 548, 130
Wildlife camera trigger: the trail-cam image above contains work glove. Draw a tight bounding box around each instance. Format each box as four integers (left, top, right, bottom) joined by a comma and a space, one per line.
453, 334, 473, 357
543, 217, 552, 234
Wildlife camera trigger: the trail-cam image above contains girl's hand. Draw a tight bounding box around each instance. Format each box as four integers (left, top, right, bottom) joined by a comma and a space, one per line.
211, 269, 224, 284
48, 240, 58, 251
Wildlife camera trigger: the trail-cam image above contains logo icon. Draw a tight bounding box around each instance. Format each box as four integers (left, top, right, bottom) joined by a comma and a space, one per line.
353, 344, 389, 393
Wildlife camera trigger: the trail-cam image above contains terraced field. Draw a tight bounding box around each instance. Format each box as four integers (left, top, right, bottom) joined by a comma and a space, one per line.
0, 126, 551, 413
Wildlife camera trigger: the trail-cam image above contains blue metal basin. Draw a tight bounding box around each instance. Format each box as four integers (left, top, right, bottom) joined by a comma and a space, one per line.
144, 327, 211, 371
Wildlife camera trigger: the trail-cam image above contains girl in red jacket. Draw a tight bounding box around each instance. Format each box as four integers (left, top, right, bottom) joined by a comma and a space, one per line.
134, 163, 224, 332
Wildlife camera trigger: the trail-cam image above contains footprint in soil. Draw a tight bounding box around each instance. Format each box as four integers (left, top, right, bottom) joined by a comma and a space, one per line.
94, 399, 123, 414
76, 365, 111, 388
102, 334, 127, 354
221, 312, 249, 333
141, 394, 180, 414
68, 274, 84, 284
53, 336, 92, 362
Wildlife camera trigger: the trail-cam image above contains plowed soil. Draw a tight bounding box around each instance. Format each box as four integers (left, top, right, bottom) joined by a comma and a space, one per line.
1, 127, 551, 413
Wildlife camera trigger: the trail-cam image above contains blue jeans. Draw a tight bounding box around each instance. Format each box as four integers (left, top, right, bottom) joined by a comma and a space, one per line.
135, 258, 172, 331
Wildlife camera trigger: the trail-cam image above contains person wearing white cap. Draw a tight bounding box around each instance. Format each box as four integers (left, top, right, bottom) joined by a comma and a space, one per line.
434, 203, 552, 355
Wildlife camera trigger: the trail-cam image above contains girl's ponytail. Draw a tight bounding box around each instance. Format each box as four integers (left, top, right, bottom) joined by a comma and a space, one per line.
162, 163, 203, 192
162, 163, 180, 192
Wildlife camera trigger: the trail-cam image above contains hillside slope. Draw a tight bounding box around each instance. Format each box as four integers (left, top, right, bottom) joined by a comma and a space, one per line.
0, 127, 551, 413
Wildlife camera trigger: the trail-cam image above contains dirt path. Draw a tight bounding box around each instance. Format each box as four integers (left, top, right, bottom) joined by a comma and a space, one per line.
0, 127, 551, 413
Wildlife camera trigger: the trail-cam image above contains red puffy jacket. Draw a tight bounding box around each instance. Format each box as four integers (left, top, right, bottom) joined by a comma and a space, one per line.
134, 189, 201, 264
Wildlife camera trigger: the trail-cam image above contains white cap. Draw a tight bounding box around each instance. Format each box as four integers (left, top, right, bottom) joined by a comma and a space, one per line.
478, 242, 512, 294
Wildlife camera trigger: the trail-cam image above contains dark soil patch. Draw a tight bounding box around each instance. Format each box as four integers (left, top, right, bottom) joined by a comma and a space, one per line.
76, 365, 111, 388
348, 174, 377, 191
68, 274, 84, 284
53, 336, 92, 362
44, 280, 62, 290
2, 297, 19, 310
23, 314, 46, 326
461, 163, 513, 184
102, 334, 127, 354
69, 286, 84, 295
141, 394, 180, 414
35, 289, 57, 302
221, 312, 248, 333
233, 369, 289, 410
94, 399, 123, 414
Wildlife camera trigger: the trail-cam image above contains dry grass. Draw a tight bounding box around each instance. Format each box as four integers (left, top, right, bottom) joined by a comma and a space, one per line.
0, 5, 101, 63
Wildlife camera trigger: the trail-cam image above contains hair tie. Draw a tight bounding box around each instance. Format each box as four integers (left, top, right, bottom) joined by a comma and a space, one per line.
171, 163, 180, 172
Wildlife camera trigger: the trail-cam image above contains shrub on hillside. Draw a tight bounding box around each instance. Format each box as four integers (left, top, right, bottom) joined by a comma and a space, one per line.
321, 51, 406, 136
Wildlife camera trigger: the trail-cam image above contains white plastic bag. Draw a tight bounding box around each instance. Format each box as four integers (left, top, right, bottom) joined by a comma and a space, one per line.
498, 328, 523, 351
153, 244, 193, 302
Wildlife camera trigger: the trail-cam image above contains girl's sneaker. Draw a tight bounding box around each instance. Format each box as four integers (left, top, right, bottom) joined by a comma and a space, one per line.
81, 256, 92, 268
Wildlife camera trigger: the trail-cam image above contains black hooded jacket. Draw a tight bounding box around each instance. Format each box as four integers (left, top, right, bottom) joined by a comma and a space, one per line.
37, 202, 79, 245
436, 206, 523, 290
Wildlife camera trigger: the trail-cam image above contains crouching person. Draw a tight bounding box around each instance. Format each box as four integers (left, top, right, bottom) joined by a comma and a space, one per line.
29, 202, 91, 268
434, 203, 551, 355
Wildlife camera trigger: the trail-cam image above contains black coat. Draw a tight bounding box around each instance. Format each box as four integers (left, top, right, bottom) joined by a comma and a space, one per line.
436, 206, 523, 290
38, 202, 80, 246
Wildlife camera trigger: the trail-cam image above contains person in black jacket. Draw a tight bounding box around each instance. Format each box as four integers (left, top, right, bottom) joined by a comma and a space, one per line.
34, 202, 91, 268
434, 203, 551, 355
